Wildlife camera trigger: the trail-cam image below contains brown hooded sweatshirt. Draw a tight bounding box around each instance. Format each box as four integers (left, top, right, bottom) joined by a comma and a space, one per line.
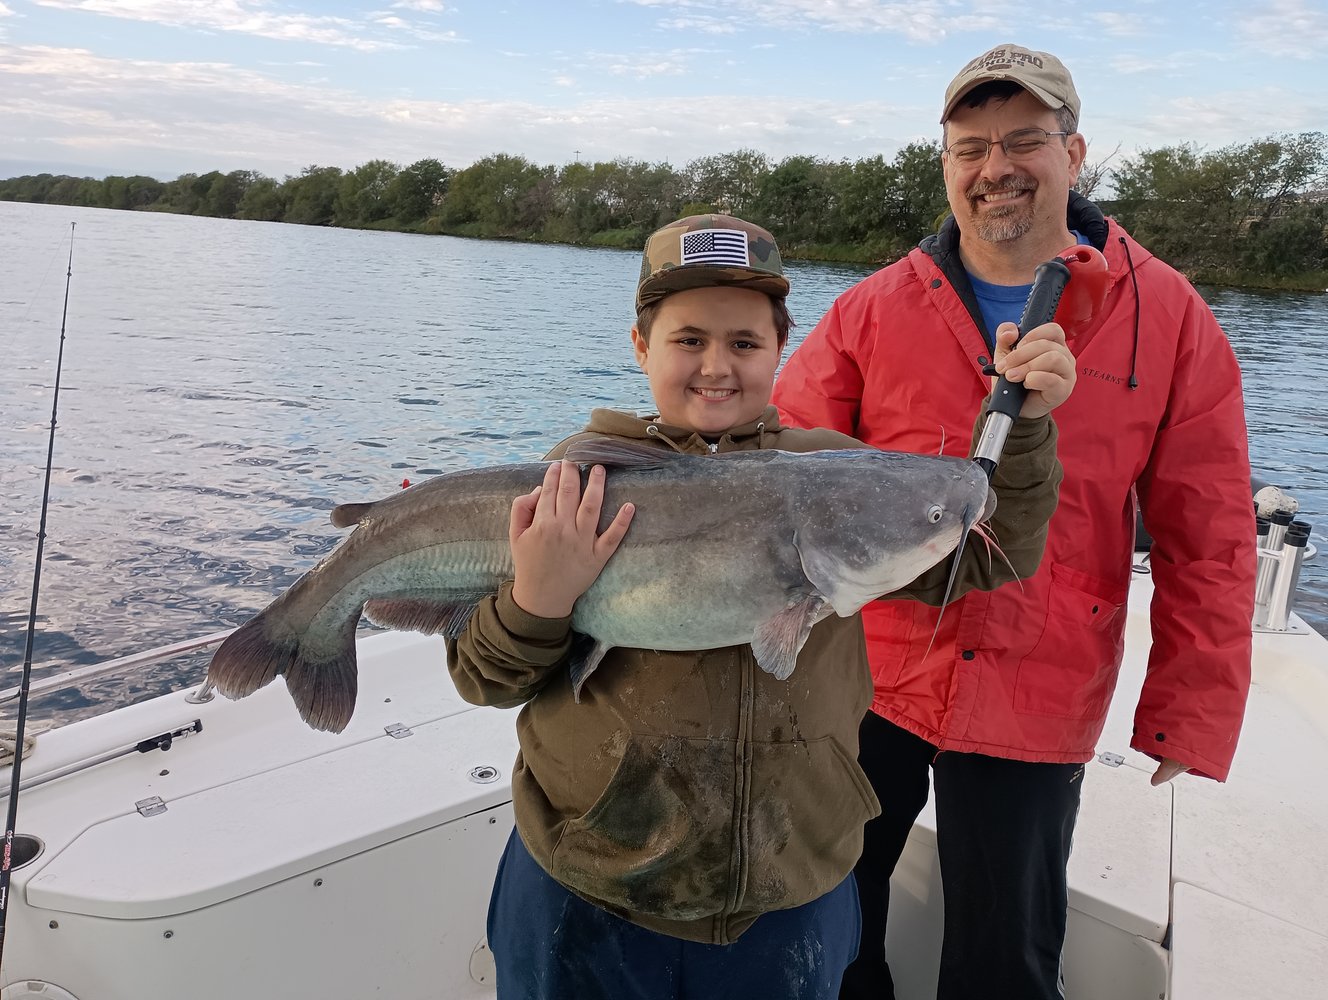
448, 404, 1060, 943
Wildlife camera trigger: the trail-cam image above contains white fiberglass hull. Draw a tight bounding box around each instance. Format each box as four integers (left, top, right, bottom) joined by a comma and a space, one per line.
1, 572, 1325, 999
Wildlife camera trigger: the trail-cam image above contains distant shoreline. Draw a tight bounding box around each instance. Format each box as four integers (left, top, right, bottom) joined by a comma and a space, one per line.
4, 133, 1326, 296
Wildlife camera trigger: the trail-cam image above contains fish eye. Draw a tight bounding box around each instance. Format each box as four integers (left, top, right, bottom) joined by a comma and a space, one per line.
926, 504, 944, 524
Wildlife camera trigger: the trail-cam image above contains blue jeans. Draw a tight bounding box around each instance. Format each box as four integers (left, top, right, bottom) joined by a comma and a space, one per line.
488, 827, 861, 1000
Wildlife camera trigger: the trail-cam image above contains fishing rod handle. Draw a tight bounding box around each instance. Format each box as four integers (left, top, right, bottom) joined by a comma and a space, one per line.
972, 257, 1074, 477
985, 257, 1073, 423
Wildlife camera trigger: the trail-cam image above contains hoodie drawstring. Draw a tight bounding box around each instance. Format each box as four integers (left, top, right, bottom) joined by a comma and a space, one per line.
645, 419, 771, 453
1118, 236, 1141, 390
645, 423, 688, 454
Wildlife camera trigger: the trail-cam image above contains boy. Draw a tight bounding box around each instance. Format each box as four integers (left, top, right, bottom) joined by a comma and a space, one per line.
447, 214, 1074, 999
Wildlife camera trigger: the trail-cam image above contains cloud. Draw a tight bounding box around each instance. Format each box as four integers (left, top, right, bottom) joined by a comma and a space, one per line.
1106, 50, 1222, 76
1086, 11, 1151, 37
658, 15, 738, 34
370, 11, 458, 42
1101, 86, 1324, 153
1239, 0, 1328, 57
32, 0, 449, 51
0, 43, 928, 177
3, 39, 1316, 182
625, 0, 999, 42
1107, 54, 1168, 75
580, 46, 723, 79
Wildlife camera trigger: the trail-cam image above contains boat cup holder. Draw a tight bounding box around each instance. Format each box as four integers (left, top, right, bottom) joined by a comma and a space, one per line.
5, 833, 45, 871
0, 980, 80, 1000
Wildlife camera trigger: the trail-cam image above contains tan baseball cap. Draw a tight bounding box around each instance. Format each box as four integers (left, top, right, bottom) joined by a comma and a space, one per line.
636, 214, 788, 312
940, 43, 1080, 124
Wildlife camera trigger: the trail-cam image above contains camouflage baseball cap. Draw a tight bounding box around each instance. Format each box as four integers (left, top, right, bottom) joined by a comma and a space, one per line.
636, 214, 788, 312
940, 43, 1080, 125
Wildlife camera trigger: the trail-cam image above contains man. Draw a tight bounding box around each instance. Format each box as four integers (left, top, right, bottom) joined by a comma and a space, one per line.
773, 43, 1255, 1000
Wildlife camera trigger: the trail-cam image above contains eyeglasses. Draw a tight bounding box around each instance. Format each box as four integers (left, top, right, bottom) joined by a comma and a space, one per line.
943, 127, 1070, 165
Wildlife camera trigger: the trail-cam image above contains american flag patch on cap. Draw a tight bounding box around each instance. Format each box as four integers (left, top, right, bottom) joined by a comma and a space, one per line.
679, 229, 750, 267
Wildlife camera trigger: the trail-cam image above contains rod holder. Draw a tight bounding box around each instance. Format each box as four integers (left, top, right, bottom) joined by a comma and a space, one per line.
1253, 512, 1313, 633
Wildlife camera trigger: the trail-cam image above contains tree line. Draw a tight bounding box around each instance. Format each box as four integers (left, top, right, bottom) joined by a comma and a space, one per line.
3, 132, 1325, 288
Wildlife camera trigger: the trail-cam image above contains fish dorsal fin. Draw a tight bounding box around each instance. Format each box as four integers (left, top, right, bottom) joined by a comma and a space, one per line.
568, 632, 615, 702
750, 595, 830, 681
362, 595, 485, 638
331, 501, 377, 529
562, 437, 679, 469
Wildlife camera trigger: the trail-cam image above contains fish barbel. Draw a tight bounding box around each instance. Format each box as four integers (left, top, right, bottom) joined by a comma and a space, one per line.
206, 437, 993, 732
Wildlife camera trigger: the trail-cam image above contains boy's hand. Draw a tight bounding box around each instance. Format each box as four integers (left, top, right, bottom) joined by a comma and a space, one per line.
510, 460, 635, 619
992, 321, 1077, 419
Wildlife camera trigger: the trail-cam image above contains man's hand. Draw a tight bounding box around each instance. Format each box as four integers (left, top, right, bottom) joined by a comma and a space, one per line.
510, 460, 635, 619
992, 321, 1077, 419
1150, 757, 1190, 786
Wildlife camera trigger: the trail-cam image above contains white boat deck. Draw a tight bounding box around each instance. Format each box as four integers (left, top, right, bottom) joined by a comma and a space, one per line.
2, 631, 518, 999
1, 570, 1326, 998
888, 569, 1328, 999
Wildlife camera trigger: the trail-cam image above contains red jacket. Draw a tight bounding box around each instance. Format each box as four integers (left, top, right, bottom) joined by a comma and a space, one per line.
774, 197, 1254, 780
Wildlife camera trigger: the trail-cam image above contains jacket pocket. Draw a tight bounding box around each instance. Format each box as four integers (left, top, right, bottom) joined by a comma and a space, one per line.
549, 734, 737, 921
1013, 563, 1127, 720
862, 601, 931, 689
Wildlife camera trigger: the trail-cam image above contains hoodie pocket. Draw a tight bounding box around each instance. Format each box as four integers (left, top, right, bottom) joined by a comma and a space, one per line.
549, 734, 738, 921
1013, 563, 1126, 720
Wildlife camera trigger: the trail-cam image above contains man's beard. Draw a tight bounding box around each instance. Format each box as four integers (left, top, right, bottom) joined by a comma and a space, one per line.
967, 178, 1036, 243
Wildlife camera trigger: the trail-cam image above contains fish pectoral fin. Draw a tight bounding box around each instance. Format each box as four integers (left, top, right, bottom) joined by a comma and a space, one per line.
568, 632, 614, 703
562, 437, 678, 468
363, 595, 485, 637
750, 595, 829, 681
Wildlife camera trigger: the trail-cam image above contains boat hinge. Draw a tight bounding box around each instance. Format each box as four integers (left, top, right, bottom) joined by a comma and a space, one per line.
136, 796, 168, 817
384, 722, 414, 739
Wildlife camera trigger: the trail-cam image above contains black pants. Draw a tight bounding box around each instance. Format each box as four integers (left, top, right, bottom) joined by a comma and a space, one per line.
840, 712, 1083, 1000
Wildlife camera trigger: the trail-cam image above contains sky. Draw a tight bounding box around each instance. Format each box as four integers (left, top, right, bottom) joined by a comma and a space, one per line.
1, 0, 1326, 182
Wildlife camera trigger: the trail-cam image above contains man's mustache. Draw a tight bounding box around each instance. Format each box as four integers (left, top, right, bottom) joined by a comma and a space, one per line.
966, 178, 1037, 199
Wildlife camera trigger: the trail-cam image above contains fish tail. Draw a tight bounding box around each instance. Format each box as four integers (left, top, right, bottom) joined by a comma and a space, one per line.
207, 615, 293, 699
282, 622, 359, 734
207, 610, 360, 734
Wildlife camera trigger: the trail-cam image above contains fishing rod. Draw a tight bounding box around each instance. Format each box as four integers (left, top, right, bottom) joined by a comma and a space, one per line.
0, 222, 76, 965
936, 244, 1109, 608
973, 244, 1108, 479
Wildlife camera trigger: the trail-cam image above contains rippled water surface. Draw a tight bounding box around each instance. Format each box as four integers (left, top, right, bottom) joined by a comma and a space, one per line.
2, 202, 1325, 723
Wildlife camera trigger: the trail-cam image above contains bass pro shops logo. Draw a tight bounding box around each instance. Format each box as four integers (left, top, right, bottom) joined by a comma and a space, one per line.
962, 48, 1044, 74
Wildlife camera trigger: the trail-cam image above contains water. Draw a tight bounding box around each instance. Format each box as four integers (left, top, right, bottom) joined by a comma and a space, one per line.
2, 201, 1325, 724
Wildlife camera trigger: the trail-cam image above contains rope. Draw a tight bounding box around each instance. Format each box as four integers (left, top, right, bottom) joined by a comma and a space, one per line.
0, 721, 43, 766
